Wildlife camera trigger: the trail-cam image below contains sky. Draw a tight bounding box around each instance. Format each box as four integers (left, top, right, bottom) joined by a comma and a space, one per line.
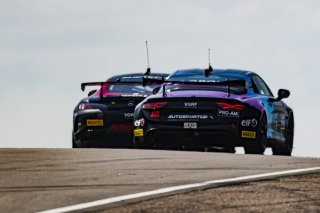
1, 0, 320, 157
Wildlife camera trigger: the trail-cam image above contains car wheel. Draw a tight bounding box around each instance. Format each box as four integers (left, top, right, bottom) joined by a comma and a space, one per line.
205, 146, 235, 153
72, 139, 78, 148
72, 132, 79, 148
272, 116, 294, 156
133, 136, 153, 149
224, 147, 236, 153
73, 138, 86, 148
244, 112, 267, 155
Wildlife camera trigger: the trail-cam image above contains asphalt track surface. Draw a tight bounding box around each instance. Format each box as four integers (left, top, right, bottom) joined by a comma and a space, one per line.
0, 148, 320, 213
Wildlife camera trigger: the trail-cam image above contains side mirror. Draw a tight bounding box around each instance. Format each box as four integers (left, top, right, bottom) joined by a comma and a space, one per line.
277, 89, 290, 100
153, 86, 161, 94
88, 90, 97, 97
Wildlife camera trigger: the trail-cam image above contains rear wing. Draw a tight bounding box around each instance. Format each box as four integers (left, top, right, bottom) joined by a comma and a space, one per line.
81, 81, 147, 100
81, 75, 168, 100
81, 81, 145, 92
82, 75, 167, 90
164, 79, 246, 87
157, 79, 247, 98
142, 75, 246, 86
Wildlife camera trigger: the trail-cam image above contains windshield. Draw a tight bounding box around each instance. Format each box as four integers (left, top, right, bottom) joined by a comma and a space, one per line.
163, 70, 248, 94
106, 85, 155, 93
167, 70, 241, 82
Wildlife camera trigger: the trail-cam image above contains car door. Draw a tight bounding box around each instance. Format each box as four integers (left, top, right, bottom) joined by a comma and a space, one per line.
251, 75, 286, 142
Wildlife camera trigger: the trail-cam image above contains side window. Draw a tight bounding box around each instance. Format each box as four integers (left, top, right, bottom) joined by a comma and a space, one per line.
251, 76, 272, 96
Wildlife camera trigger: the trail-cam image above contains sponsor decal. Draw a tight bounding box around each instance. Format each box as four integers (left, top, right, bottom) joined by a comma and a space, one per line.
111, 124, 133, 131
189, 80, 217, 82
121, 93, 147, 97
217, 109, 239, 117
184, 102, 198, 108
241, 118, 258, 127
184, 122, 197, 129
251, 119, 258, 127
241, 131, 256, 139
134, 118, 145, 127
121, 76, 163, 80
150, 110, 160, 118
146, 75, 163, 79
167, 114, 208, 120
124, 113, 134, 119
121, 76, 142, 79
128, 101, 135, 106
134, 129, 144, 137
87, 119, 103, 126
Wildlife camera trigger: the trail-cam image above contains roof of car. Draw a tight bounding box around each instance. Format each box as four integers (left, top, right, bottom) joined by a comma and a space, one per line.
168, 68, 257, 83
109, 72, 169, 81
173, 68, 254, 75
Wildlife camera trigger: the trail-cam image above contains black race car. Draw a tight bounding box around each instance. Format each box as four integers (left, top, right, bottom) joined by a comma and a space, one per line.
72, 73, 168, 148
133, 68, 294, 155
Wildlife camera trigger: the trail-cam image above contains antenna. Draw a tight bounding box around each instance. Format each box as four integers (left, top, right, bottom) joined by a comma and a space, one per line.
205, 48, 213, 77
208, 48, 211, 67
145, 41, 151, 75
227, 78, 230, 98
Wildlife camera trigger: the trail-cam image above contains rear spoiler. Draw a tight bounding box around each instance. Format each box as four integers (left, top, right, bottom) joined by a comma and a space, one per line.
81, 81, 146, 100
157, 79, 247, 98
81, 76, 167, 100
142, 75, 245, 87
81, 76, 167, 92
164, 79, 246, 87
81, 81, 145, 92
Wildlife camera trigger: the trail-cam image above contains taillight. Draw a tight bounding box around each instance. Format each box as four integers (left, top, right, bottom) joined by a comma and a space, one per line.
217, 102, 244, 110
150, 110, 160, 118
79, 103, 92, 110
78, 103, 107, 111
143, 102, 167, 109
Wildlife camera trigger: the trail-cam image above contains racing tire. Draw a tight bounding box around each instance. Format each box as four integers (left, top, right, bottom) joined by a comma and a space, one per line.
224, 147, 236, 153
244, 112, 267, 155
73, 137, 87, 148
205, 147, 235, 153
72, 139, 78, 148
133, 137, 150, 149
72, 133, 79, 148
272, 116, 294, 156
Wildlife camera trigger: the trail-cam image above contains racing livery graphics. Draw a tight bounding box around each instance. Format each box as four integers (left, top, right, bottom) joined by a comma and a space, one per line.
72, 73, 168, 148
133, 68, 294, 155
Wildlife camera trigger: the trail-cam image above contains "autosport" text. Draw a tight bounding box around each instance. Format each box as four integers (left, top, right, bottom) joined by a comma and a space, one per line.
168, 115, 208, 119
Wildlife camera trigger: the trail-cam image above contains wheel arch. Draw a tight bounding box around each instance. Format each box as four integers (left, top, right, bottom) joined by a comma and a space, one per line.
287, 109, 295, 140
